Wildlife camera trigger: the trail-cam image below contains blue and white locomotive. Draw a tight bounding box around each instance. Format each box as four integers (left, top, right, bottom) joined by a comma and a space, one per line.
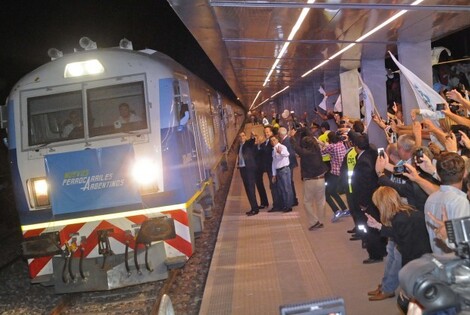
0, 37, 243, 293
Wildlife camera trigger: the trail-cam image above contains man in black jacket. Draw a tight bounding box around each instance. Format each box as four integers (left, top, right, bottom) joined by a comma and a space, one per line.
290, 129, 328, 229
351, 134, 387, 264
237, 131, 259, 216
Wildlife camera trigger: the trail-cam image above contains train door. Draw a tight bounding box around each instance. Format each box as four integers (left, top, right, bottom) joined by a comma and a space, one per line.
172, 78, 205, 185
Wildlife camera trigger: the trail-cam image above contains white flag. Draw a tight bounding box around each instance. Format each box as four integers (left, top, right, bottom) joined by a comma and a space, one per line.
318, 86, 328, 111
334, 94, 343, 112
388, 52, 446, 112
356, 74, 377, 132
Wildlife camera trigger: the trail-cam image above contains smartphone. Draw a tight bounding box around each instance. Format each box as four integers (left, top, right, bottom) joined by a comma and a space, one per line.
436, 103, 445, 111
377, 147, 385, 158
358, 224, 367, 234
415, 148, 424, 163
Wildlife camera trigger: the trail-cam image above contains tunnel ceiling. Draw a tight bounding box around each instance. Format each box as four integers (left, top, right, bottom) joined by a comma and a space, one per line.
167, 0, 470, 110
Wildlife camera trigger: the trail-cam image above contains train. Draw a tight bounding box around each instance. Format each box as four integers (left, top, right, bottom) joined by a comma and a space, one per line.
0, 37, 244, 293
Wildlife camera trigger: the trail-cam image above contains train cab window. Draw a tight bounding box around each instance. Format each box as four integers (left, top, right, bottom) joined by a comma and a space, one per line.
27, 91, 83, 146
87, 81, 148, 137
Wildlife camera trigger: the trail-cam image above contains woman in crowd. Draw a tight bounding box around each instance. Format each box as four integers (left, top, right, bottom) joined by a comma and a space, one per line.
366, 186, 432, 267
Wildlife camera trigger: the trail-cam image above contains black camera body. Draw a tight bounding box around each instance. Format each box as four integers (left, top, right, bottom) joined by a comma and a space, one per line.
449, 104, 460, 114
335, 130, 348, 141
393, 164, 407, 175
451, 125, 470, 145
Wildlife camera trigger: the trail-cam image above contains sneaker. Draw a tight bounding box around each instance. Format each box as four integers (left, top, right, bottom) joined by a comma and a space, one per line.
331, 210, 342, 222
341, 209, 351, 217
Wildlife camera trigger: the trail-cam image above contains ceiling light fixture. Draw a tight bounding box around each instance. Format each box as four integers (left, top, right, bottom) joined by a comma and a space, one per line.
301, 0, 425, 76
250, 90, 262, 110
261, 0, 316, 88
254, 0, 426, 108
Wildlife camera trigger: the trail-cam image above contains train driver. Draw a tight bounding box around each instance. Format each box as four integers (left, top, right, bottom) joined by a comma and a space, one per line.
62, 110, 83, 138
115, 103, 142, 128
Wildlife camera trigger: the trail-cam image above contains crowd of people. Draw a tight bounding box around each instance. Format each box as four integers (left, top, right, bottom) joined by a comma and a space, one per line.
237, 85, 470, 313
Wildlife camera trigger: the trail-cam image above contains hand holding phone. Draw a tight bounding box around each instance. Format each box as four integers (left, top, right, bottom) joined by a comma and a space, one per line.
377, 147, 385, 158
436, 103, 445, 111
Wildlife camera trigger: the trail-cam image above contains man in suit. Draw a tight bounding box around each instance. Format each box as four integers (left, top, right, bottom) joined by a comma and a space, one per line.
261, 126, 282, 212
254, 134, 269, 209
237, 131, 259, 216
351, 134, 387, 264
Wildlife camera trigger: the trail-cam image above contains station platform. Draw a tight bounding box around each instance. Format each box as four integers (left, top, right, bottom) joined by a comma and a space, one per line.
200, 125, 401, 315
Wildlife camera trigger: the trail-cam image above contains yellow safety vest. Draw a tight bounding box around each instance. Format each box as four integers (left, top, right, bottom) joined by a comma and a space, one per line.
346, 148, 357, 193
318, 130, 331, 162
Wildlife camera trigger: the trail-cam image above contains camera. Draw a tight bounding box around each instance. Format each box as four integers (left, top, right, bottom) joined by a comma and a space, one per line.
399, 216, 470, 314
415, 148, 424, 163
393, 164, 407, 175
451, 125, 470, 145
335, 130, 348, 141
377, 147, 385, 158
449, 104, 460, 114
436, 103, 446, 111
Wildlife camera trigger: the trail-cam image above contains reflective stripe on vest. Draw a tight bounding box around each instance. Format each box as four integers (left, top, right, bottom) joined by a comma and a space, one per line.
346, 149, 357, 193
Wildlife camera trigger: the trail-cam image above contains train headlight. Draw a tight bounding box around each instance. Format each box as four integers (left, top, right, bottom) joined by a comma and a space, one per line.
132, 158, 159, 194
64, 59, 104, 78
27, 177, 51, 209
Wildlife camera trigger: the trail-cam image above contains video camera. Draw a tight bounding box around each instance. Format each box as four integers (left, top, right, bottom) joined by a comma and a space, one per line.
399, 216, 470, 314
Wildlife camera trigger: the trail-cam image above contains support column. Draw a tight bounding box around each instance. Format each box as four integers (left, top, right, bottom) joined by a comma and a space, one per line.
361, 58, 388, 149
397, 40, 433, 124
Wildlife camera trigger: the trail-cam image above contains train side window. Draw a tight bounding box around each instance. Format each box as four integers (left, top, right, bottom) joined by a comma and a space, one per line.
87, 81, 148, 137
27, 91, 83, 146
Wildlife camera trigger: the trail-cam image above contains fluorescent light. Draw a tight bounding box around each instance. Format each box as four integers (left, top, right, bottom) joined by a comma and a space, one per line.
250, 90, 262, 110
271, 86, 290, 98
254, 0, 427, 108
328, 43, 356, 60
258, 1, 315, 95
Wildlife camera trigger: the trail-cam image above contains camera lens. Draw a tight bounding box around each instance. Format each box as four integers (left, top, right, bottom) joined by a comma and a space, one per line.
423, 285, 438, 300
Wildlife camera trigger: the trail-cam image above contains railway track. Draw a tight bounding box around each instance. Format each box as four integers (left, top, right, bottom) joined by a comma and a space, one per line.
0, 139, 238, 314
49, 269, 179, 314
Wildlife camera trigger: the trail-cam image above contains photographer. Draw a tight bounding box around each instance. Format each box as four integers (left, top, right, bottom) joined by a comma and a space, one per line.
425, 152, 470, 255
375, 136, 434, 213
367, 186, 432, 267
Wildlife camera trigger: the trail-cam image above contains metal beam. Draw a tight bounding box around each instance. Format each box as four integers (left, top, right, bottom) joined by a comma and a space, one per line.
223, 38, 396, 45
210, 1, 470, 11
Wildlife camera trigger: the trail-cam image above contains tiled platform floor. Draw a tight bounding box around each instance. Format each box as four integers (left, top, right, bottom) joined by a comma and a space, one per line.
200, 126, 401, 315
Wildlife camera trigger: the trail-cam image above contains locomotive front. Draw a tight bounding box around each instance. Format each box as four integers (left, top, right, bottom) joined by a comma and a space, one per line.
0, 38, 211, 293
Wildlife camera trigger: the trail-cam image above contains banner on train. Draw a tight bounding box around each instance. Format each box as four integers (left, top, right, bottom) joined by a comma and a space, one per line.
45, 144, 142, 215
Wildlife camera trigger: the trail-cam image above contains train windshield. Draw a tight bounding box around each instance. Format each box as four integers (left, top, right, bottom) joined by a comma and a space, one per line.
87, 81, 148, 137
27, 91, 84, 146
25, 80, 148, 147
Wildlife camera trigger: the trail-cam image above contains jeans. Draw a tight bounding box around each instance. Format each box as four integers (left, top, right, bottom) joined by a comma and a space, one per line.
276, 166, 293, 209
381, 240, 402, 293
